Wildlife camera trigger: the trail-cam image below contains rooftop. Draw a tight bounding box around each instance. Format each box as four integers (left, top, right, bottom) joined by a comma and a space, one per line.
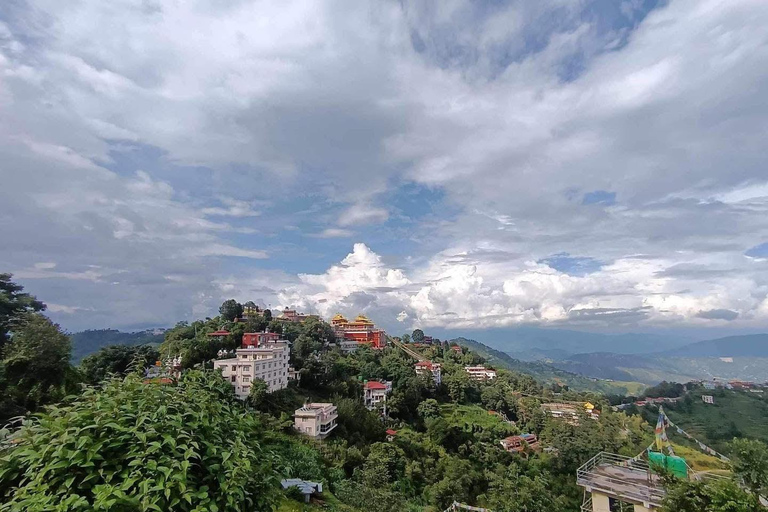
577, 452, 667, 507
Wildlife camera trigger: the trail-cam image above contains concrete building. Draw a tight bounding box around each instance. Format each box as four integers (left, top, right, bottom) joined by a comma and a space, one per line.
415, 361, 442, 385
464, 366, 497, 381
214, 334, 290, 399
363, 380, 392, 412
294, 403, 338, 439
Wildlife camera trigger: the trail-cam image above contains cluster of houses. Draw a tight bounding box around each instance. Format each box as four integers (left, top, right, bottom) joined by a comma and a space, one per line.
210, 312, 509, 442
701, 378, 766, 391
414, 360, 498, 383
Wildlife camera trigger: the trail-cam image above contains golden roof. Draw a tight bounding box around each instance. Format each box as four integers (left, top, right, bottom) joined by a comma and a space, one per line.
332, 314, 348, 322
353, 314, 373, 324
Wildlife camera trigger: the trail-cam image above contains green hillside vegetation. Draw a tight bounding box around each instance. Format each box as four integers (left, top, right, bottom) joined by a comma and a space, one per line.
2, 278, 767, 512
452, 337, 646, 395
639, 388, 768, 455
550, 352, 768, 385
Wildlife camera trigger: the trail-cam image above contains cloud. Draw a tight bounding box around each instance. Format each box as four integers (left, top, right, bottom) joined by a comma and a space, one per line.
0, 0, 767, 334
696, 309, 739, 321
271, 244, 768, 330
312, 228, 354, 239
337, 203, 389, 227
201, 197, 260, 218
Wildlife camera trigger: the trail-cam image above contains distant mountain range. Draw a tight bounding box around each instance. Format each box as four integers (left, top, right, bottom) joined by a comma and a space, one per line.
442, 327, 695, 357
490, 332, 768, 386
661, 334, 768, 358
70, 329, 165, 362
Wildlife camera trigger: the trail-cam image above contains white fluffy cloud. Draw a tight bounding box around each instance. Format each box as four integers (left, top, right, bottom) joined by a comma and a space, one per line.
266, 244, 768, 330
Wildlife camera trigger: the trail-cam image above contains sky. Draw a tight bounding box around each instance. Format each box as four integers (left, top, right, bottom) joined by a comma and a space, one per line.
1, 0, 767, 337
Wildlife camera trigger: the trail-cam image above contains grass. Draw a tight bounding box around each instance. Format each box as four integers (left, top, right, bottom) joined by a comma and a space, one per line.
439, 403, 515, 431
669, 442, 729, 472
277, 490, 359, 512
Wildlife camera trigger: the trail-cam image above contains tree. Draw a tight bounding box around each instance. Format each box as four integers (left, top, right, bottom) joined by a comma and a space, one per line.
730, 438, 768, 496
417, 398, 441, 420
411, 329, 425, 343
401, 334, 411, 344
0, 314, 73, 422
79, 344, 160, 385
263, 309, 272, 321
0, 371, 281, 511
444, 369, 470, 403
246, 378, 269, 410
486, 465, 565, 512
219, 299, 243, 321
0, 274, 45, 348
661, 478, 761, 512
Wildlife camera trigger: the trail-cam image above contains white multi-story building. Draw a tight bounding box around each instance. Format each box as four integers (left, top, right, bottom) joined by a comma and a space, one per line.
465, 366, 497, 381
415, 361, 442, 385
363, 380, 392, 412
214, 337, 290, 399
294, 403, 338, 439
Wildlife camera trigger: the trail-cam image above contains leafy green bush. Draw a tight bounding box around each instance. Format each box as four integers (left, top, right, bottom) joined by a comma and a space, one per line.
0, 371, 280, 511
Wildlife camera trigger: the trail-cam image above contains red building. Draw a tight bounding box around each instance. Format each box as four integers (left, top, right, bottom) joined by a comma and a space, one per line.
242, 331, 281, 348
331, 314, 386, 349
207, 330, 231, 338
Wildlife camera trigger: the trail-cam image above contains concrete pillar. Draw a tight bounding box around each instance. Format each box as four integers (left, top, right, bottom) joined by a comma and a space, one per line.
634, 504, 652, 512
591, 492, 611, 512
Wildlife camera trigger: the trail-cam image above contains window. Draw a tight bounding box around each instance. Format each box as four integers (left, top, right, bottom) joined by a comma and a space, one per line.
243, 376, 250, 383
243, 365, 251, 372
231, 376, 236, 383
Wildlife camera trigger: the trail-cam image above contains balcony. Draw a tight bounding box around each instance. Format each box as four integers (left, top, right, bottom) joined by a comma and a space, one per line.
577, 452, 666, 508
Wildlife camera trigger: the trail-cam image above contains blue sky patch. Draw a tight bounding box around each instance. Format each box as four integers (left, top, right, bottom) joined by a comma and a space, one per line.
539, 252, 604, 276
745, 242, 768, 259
582, 190, 617, 205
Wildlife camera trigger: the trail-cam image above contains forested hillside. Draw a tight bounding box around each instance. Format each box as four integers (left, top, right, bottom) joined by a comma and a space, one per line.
2, 277, 767, 512
453, 337, 647, 395
637, 387, 768, 455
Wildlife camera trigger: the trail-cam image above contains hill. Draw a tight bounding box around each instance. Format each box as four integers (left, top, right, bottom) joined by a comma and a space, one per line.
547, 352, 768, 385
450, 337, 646, 395
449, 327, 692, 357
637, 388, 768, 455
70, 328, 165, 362
662, 334, 768, 357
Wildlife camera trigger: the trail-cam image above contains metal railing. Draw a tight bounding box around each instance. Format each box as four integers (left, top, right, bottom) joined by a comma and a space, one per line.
580, 495, 593, 512
387, 335, 427, 361
577, 452, 666, 507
